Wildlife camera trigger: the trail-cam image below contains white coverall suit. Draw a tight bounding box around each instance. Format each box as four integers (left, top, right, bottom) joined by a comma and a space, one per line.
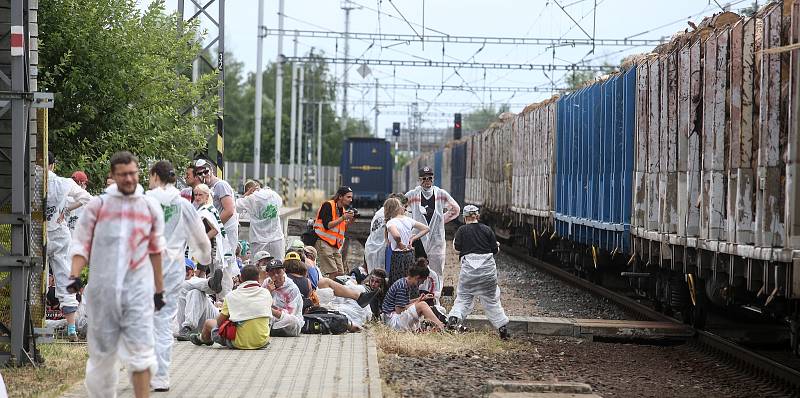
266, 277, 305, 337
146, 185, 211, 390
70, 184, 166, 398
211, 179, 240, 298
363, 207, 387, 273
176, 276, 219, 332
197, 203, 233, 297
235, 187, 285, 260
47, 173, 91, 314
317, 281, 372, 329
405, 186, 460, 297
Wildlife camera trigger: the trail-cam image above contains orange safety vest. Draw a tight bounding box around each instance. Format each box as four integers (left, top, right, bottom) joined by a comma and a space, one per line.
314, 200, 346, 249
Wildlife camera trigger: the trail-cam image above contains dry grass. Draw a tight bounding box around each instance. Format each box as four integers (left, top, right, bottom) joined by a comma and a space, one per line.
372, 323, 523, 358
2, 343, 88, 398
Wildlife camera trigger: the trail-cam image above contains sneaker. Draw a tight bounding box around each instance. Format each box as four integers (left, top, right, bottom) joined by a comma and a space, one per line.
67, 333, 78, 342
189, 333, 212, 346
356, 290, 379, 307
176, 326, 193, 341
446, 316, 460, 330
208, 269, 223, 293
153, 387, 170, 392
498, 325, 511, 340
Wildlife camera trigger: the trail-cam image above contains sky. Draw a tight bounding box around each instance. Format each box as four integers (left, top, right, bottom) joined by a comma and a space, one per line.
141, 0, 757, 137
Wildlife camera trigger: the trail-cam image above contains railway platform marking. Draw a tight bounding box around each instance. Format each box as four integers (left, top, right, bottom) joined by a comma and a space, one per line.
463, 315, 694, 340
61, 332, 382, 398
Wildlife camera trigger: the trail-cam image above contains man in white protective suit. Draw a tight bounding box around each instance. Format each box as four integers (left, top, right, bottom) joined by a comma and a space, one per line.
405, 166, 460, 299
236, 179, 285, 261
46, 152, 91, 342
68, 151, 167, 398
363, 193, 407, 273
263, 259, 305, 337
175, 258, 221, 341
194, 159, 240, 298
146, 160, 212, 392
446, 205, 510, 340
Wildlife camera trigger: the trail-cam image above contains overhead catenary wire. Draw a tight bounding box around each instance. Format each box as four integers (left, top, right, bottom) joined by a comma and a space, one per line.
284, 56, 615, 71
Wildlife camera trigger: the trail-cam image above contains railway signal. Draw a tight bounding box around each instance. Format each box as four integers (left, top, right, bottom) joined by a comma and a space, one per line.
392, 122, 401, 136
454, 113, 462, 140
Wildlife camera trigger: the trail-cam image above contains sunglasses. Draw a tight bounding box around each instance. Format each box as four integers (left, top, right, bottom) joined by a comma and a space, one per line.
419, 176, 433, 181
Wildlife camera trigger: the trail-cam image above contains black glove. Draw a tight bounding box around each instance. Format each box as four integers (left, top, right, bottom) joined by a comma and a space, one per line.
66, 276, 83, 294
154, 292, 166, 311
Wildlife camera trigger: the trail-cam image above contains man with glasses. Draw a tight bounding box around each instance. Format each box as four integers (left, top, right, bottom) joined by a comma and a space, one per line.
405, 166, 460, 300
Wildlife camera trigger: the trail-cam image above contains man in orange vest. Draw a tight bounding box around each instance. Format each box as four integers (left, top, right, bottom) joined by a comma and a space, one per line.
313, 186, 355, 277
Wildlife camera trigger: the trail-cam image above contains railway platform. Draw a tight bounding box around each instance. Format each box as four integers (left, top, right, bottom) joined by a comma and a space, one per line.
61, 333, 382, 398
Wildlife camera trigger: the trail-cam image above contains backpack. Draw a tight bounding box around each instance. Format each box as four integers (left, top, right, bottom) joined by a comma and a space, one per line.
301, 308, 350, 335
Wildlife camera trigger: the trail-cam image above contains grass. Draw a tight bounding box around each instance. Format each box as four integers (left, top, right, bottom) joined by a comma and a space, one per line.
2, 343, 88, 398
371, 323, 524, 358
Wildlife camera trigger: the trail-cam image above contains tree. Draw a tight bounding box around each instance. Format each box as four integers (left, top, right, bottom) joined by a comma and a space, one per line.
740, 1, 760, 17
39, 0, 218, 188
566, 70, 598, 90
463, 104, 511, 133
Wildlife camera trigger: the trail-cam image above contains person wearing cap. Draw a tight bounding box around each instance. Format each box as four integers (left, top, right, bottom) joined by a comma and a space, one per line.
236, 179, 285, 262
364, 193, 408, 274
262, 258, 305, 337
446, 205, 510, 340
65, 170, 92, 234
175, 258, 221, 341
312, 186, 355, 278
194, 159, 241, 292
303, 245, 322, 289
46, 152, 92, 342
405, 166, 460, 300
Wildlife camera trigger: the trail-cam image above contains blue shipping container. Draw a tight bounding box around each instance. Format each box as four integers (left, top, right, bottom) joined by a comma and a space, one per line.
554, 68, 635, 253
340, 137, 393, 207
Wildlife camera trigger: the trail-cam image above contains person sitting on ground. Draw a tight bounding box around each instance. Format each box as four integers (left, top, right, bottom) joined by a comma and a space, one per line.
446, 205, 510, 340
284, 252, 318, 312
252, 250, 274, 280
316, 268, 386, 332
303, 245, 322, 289
264, 259, 305, 337
176, 259, 221, 341
381, 259, 446, 332
191, 265, 272, 349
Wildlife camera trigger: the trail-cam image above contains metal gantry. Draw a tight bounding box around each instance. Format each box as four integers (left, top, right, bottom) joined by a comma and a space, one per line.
344, 82, 568, 93
177, 0, 225, 176
284, 56, 614, 72
261, 28, 666, 47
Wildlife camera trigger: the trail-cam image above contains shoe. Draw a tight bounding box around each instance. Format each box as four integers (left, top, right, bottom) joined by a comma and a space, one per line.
189, 333, 212, 346
356, 290, 379, 307
498, 325, 511, 340
176, 326, 193, 341
153, 387, 170, 392
209, 269, 223, 293
446, 316, 460, 330
67, 333, 78, 342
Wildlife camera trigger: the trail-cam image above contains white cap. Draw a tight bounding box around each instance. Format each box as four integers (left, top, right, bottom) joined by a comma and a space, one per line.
462, 205, 480, 216
253, 251, 273, 263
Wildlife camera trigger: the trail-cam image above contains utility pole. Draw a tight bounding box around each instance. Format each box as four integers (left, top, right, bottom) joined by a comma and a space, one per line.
253, 0, 265, 180
317, 102, 323, 188
297, 66, 305, 188
288, 33, 298, 198
274, 0, 285, 181
340, 0, 359, 130
374, 78, 379, 137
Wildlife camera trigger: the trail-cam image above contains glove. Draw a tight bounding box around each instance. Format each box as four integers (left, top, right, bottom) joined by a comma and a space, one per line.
66, 276, 83, 294
154, 292, 166, 311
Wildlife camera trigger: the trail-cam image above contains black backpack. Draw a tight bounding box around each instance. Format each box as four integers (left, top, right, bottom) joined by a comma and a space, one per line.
302, 308, 350, 335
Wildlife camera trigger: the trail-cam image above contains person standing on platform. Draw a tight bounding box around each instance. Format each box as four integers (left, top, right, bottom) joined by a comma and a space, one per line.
405, 166, 460, 299
68, 151, 166, 398
312, 186, 355, 278
236, 179, 285, 261
46, 152, 91, 342
446, 205, 510, 340
146, 160, 211, 392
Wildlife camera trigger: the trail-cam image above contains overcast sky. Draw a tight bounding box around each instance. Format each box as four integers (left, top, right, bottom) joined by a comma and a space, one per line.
141, 0, 755, 137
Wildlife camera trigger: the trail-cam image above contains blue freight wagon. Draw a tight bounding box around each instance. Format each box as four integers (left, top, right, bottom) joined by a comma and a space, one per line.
340, 137, 393, 208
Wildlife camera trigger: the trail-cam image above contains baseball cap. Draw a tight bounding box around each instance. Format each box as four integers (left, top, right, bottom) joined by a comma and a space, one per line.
264, 258, 284, 270
419, 166, 434, 177
71, 171, 88, 184
253, 251, 273, 263
184, 258, 196, 270
462, 204, 480, 216
303, 245, 317, 258
288, 239, 305, 251
284, 252, 302, 261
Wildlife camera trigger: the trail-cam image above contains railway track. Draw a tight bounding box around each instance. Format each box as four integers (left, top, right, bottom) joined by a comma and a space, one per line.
501, 243, 800, 395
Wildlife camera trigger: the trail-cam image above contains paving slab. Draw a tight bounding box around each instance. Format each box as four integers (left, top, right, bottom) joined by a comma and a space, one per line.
62, 333, 382, 398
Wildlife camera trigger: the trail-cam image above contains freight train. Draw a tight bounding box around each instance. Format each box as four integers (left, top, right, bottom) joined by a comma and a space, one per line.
341, 137, 394, 208
397, 6, 800, 353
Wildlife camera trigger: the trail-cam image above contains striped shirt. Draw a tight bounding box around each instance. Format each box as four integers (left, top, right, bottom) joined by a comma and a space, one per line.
382, 278, 411, 314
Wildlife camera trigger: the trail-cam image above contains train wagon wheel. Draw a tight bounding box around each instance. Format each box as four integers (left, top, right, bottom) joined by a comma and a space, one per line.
686, 274, 707, 329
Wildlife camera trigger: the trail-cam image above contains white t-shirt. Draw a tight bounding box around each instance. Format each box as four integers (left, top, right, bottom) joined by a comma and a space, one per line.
385, 216, 415, 251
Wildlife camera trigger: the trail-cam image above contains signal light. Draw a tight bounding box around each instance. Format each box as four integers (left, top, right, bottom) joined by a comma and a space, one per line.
454, 113, 462, 140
